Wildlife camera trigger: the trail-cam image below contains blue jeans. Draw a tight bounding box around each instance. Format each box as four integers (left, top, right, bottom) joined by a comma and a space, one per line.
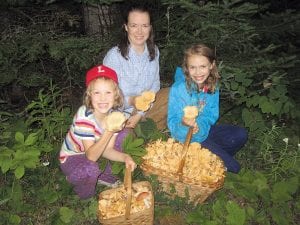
201, 124, 248, 173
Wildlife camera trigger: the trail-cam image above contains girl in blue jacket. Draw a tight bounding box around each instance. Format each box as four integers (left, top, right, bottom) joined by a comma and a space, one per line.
167, 44, 247, 173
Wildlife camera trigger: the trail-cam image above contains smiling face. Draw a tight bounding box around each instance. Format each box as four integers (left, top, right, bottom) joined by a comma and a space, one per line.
89, 79, 116, 116
187, 55, 213, 86
124, 10, 151, 52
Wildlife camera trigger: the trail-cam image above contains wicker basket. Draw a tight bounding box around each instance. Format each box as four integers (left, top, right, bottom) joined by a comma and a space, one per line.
141, 128, 225, 205
98, 167, 154, 225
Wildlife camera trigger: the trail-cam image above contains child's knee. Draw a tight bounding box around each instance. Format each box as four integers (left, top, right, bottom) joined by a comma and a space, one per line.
231, 126, 248, 146
67, 162, 100, 185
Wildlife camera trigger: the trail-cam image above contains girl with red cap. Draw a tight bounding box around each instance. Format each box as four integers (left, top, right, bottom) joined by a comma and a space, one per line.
59, 65, 136, 199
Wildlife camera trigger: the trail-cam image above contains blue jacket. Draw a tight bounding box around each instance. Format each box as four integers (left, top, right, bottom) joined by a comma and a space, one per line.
167, 67, 219, 143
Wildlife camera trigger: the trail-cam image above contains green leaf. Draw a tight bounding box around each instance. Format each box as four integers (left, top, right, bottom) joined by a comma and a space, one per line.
186, 210, 206, 224
212, 199, 226, 218
269, 206, 291, 225
283, 101, 294, 114
134, 118, 165, 140
254, 211, 271, 225
246, 206, 255, 219
226, 201, 245, 225
230, 81, 239, 90
15, 132, 24, 144
259, 98, 275, 114
40, 142, 54, 153
272, 185, 291, 202
0, 198, 10, 206
252, 172, 268, 192
14, 165, 25, 179
242, 78, 252, 86
242, 108, 265, 131
122, 134, 146, 160
38, 186, 59, 204
237, 86, 246, 96
128, 138, 144, 148
83, 199, 98, 218
129, 149, 146, 157
259, 188, 272, 204
0, 159, 12, 173
23, 150, 41, 168
111, 162, 124, 175
9, 214, 21, 224
24, 133, 38, 146
0, 148, 13, 173
246, 95, 259, 107
59, 207, 74, 223
11, 181, 23, 207
12, 149, 40, 169
205, 222, 219, 225
271, 178, 298, 202
234, 72, 246, 83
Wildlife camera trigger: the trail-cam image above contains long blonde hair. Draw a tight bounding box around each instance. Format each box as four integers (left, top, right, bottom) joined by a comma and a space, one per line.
83, 77, 124, 110
183, 44, 220, 93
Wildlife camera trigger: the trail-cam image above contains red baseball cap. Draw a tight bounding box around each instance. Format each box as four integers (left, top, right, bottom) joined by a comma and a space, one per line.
85, 65, 118, 87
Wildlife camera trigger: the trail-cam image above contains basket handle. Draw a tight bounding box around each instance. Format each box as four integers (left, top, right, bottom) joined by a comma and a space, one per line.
124, 167, 132, 220
177, 127, 193, 181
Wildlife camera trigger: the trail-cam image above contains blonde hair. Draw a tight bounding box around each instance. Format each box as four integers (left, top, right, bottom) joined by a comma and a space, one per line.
83, 77, 124, 110
183, 44, 220, 93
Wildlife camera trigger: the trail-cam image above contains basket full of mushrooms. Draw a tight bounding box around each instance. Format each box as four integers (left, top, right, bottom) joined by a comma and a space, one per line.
98, 168, 154, 225
140, 106, 226, 205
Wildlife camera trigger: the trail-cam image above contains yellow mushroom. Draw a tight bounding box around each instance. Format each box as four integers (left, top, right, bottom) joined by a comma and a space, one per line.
105, 111, 126, 132
183, 106, 199, 119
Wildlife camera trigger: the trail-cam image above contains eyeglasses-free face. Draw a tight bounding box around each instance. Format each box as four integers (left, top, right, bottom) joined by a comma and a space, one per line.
187, 55, 213, 85
89, 79, 116, 115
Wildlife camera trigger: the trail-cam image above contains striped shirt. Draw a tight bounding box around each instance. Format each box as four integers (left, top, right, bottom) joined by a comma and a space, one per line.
59, 105, 104, 163
103, 44, 160, 114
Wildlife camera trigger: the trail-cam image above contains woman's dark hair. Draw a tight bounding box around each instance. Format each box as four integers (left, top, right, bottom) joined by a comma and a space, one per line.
118, 3, 156, 61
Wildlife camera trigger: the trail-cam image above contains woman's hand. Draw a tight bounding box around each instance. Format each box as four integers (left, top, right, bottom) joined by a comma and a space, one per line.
124, 154, 137, 171
125, 114, 142, 128
128, 96, 137, 107
182, 117, 199, 134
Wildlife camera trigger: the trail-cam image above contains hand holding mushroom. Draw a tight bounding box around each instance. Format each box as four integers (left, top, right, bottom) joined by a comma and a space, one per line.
105, 111, 127, 132
134, 91, 156, 112
182, 106, 199, 134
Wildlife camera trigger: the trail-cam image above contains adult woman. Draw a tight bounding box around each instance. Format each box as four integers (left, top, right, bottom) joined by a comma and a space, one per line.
103, 3, 161, 129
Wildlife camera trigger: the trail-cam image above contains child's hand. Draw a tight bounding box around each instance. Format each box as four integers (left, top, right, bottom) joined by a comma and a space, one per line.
192, 123, 199, 134
182, 105, 199, 133
182, 117, 199, 134
182, 117, 195, 127
124, 154, 137, 172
